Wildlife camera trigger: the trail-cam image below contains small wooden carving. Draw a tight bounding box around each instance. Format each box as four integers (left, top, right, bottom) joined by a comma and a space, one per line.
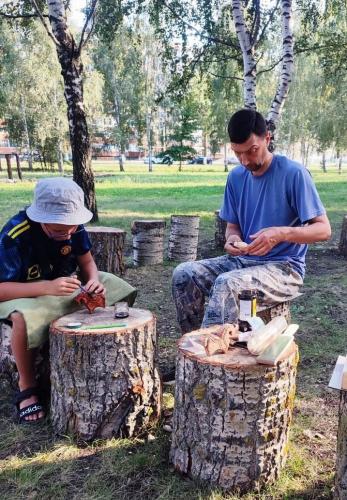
74, 291, 105, 313
204, 323, 238, 356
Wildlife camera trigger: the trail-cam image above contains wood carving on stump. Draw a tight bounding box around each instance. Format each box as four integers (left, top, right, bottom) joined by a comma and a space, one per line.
131, 220, 166, 266
335, 390, 347, 499
168, 215, 200, 262
170, 327, 298, 492
215, 210, 227, 249
50, 307, 161, 441
86, 226, 126, 275
339, 215, 347, 257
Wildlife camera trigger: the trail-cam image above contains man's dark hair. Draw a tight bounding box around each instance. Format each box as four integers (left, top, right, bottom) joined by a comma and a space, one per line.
227, 109, 267, 144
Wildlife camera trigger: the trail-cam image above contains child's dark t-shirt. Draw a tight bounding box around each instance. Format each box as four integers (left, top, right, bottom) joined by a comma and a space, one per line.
0, 210, 92, 282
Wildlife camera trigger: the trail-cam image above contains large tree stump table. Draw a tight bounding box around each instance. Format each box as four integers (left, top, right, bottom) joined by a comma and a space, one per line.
170, 328, 298, 492
50, 307, 161, 441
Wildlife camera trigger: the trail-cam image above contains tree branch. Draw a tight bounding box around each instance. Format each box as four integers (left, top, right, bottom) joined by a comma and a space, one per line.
207, 70, 244, 81
255, 0, 280, 48
161, 0, 239, 50
78, 0, 99, 54
29, 0, 60, 46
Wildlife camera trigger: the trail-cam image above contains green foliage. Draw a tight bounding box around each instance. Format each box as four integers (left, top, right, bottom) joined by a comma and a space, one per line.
162, 145, 196, 161
0, 21, 68, 162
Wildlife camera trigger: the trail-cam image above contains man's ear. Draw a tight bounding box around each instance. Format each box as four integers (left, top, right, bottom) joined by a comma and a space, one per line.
265, 131, 271, 145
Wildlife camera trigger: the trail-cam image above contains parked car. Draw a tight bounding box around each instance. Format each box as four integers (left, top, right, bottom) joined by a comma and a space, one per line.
144, 154, 173, 165
188, 156, 213, 165
226, 156, 239, 165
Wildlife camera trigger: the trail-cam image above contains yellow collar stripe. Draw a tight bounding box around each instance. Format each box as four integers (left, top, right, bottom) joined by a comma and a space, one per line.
8, 219, 30, 237
10, 224, 31, 239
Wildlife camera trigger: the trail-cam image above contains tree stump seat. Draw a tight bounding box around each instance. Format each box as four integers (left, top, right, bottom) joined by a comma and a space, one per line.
49, 307, 161, 441
131, 220, 166, 266
86, 226, 126, 275
335, 390, 347, 498
170, 327, 298, 492
0, 320, 49, 390
168, 215, 200, 262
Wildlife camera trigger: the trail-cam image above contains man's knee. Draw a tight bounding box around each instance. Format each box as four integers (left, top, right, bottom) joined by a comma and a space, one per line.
172, 261, 196, 287
213, 272, 238, 292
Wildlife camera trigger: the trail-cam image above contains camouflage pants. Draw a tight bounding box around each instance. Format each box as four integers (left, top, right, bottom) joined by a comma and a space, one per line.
172, 255, 303, 333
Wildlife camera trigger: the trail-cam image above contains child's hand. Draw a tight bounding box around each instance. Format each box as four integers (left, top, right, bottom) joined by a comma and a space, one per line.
84, 279, 105, 295
48, 276, 81, 296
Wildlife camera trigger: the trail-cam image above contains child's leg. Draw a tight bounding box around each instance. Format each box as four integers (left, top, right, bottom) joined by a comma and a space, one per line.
10, 312, 45, 421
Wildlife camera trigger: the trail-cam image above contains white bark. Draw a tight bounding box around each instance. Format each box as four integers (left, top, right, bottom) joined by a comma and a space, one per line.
267, 0, 294, 130
231, 0, 257, 109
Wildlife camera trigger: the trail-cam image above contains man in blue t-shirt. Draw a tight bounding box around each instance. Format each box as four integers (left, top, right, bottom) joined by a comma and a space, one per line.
172, 109, 331, 334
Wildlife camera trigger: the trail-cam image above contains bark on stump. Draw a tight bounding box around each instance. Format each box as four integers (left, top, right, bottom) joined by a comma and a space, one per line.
50, 307, 161, 441
86, 226, 126, 275
335, 390, 347, 499
258, 302, 291, 324
131, 220, 166, 266
339, 215, 347, 257
0, 320, 50, 391
168, 215, 200, 262
215, 210, 227, 249
170, 330, 298, 492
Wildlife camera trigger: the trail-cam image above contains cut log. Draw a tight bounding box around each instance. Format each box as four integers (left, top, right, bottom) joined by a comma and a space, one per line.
0, 320, 50, 391
214, 210, 227, 249
258, 301, 291, 324
50, 307, 161, 441
168, 215, 200, 262
339, 215, 347, 257
335, 390, 347, 499
131, 220, 166, 266
170, 327, 298, 492
86, 226, 126, 275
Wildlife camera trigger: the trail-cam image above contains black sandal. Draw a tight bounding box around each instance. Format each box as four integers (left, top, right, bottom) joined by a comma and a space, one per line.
14, 387, 45, 424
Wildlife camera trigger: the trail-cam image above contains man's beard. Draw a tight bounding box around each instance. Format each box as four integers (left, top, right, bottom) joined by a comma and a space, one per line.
243, 162, 263, 172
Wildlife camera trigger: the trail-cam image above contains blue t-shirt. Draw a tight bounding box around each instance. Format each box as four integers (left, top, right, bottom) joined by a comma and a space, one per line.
219, 155, 326, 277
0, 210, 92, 282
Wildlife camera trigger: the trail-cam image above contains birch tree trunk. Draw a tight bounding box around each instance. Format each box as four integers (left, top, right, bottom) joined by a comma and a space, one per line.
267, 0, 294, 146
46, 0, 98, 220
231, 0, 257, 109
21, 96, 33, 171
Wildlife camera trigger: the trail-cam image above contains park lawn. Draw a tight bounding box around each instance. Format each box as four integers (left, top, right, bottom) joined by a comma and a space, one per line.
0, 162, 346, 499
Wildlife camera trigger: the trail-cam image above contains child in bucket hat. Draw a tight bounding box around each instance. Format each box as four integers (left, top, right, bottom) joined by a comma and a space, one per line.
0, 178, 136, 423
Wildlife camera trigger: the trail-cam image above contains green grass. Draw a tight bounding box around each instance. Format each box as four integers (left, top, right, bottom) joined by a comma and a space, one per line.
0, 161, 346, 240
0, 161, 346, 499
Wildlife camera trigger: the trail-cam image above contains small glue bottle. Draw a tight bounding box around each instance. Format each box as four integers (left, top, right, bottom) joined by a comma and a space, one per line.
238, 275, 257, 332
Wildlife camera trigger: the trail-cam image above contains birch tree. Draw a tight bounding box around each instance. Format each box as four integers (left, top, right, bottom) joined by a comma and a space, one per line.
1, 0, 100, 220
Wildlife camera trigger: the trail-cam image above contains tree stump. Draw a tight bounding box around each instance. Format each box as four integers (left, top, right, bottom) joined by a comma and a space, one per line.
0, 320, 50, 391
168, 215, 200, 261
170, 328, 298, 492
215, 210, 227, 249
131, 220, 166, 266
339, 215, 347, 257
86, 226, 126, 275
50, 307, 161, 441
258, 302, 291, 324
335, 390, 347, 499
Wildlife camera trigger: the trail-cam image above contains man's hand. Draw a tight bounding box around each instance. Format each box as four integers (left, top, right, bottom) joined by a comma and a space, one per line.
247, 227, 283, 256
224, 235, 249, 256
47, 276, 81, 296
84, 279, 105, 295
